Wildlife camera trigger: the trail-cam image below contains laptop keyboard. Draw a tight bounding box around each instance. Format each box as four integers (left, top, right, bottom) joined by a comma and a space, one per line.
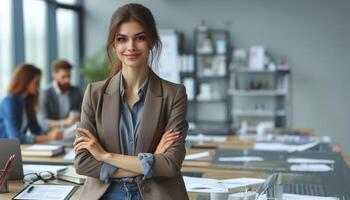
282, 183, 326, 196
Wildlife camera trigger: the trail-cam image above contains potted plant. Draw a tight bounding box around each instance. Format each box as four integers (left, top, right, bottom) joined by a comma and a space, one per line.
80, 50, 109, 88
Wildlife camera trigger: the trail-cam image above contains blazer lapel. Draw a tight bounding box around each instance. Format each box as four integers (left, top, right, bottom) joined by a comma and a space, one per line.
101, 73, 122, 154
136, 70, 163, 154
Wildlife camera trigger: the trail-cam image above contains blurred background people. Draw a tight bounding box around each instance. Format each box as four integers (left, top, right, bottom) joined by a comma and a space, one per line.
38, 60, 83, 131
0, 64, 63, 143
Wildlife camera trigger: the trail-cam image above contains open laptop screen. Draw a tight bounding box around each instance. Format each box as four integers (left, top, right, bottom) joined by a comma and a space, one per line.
0, 139, 24, 180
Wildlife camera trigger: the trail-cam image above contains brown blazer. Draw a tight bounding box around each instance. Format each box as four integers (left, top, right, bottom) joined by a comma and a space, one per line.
74, 69, 189, 200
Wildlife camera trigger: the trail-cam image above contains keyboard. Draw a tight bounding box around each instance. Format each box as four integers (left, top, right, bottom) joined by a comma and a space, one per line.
282, 183, 326, 196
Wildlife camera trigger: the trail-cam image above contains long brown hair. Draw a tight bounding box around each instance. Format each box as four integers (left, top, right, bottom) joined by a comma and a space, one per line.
7, 64, 42, 118
106, 3, 162, 76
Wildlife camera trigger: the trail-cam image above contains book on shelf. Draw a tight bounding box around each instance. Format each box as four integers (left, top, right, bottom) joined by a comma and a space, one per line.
58, 166, 86, 184
21, 144, 64, 157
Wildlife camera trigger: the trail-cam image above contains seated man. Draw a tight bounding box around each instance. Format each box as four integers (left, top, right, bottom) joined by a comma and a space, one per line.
38, 60, 83, 131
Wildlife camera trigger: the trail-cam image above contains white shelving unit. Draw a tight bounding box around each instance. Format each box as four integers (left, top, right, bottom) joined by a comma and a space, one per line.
190, 29, 231, 125
229, 67, 291, 128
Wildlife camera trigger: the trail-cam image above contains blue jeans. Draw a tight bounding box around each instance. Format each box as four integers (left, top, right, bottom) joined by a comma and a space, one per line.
100, 179, 143, 200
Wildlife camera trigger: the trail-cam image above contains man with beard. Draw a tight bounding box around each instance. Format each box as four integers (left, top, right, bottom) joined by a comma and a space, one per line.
38, 60, 83, 131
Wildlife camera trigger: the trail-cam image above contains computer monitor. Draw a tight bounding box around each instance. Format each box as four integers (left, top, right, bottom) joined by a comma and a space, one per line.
0, 139, 24, 180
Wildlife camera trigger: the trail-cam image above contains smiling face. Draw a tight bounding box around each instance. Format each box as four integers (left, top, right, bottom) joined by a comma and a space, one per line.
113, 20, 152, 70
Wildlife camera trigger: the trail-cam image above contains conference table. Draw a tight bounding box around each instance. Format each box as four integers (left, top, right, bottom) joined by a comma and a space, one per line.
2, 133, 350, 200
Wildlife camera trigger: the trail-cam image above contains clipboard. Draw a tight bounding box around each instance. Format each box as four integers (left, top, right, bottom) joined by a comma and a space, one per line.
13, 184, 79, 200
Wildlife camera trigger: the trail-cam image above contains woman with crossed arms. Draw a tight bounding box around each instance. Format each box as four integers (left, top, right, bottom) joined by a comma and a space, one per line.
73, 3, 189, 200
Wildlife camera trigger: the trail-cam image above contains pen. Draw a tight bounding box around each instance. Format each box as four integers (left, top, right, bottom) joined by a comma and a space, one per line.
27, 185, 34, 193
0, 154, 15, 185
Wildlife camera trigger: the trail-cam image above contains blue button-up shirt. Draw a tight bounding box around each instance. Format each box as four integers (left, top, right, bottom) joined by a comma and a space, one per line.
100, 75, 154, 183
0, 95, 42, 143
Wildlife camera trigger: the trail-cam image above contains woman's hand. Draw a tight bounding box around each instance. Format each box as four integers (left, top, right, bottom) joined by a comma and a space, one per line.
46, 128, 63, 141
154, 129, 180, 154
73, 128, 108, 161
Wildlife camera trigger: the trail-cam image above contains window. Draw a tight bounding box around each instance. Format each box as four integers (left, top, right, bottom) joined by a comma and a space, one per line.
23, 0, 48, 88
57, 8, 80, 85
0, 0, 83, 95
0, 0, 13, 98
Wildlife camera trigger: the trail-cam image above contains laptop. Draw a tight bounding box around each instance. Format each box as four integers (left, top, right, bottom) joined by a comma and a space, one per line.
0, 139, 24, 180
261, 173, 350, 199
254, 173, 327, 199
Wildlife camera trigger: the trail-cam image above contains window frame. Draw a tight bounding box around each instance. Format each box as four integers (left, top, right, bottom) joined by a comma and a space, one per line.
12, 0, 84, 85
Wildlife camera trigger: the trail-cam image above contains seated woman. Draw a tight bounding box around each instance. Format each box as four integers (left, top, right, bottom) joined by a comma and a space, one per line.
0, 64, 63, 143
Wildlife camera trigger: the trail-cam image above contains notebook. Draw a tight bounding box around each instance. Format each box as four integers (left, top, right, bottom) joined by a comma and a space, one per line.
21, 144, 64, 157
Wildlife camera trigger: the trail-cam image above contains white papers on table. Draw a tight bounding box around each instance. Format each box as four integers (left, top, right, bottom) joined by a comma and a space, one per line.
290, 164, 333, 172
63, 150, 76, 160
295, 140, 320, 151
220, 178, 265, 188
257, 193, 339, 200
254, 142, 288, 152
23, 164, 69, 175
183, 176, 265, 193
254, 140, 319, 152
186, 134, 228, 143
14, 185, 76, 200
184, 176, 226, 193
218, 156, 264, 162
185, 152, 209, 160
287, 157, 335, 164
254, 134, 315, 144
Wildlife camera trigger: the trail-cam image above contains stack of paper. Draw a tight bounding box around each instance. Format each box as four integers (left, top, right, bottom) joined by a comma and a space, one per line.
183, 176, 265, 193
184, 176, 228, 193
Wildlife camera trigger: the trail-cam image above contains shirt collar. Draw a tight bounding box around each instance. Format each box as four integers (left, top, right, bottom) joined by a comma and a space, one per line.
119, 75, 149, 99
